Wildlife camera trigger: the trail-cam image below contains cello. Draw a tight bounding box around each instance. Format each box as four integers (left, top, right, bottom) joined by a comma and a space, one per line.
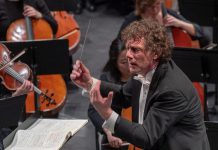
6, 6, 67, 116
51, 11, 81, 54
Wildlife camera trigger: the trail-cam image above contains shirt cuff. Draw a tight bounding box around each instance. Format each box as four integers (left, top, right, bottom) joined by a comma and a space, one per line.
81, 89, 89, 97
82, 77, 99, 96
102, 111, 119, 134
87, 77, 99, 92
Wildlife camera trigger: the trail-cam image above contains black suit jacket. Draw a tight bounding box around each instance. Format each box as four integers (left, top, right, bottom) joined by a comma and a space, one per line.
100, 59, 210, 150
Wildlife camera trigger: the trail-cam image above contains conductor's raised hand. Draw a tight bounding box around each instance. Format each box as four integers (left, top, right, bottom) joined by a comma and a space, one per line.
70, 60, 92, 90
90, 81, 113, 120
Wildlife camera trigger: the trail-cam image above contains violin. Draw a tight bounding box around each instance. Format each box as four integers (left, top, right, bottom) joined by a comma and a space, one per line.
0, 44, 56, 106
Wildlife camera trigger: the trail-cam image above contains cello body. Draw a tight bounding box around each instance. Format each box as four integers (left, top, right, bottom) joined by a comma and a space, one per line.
172, 27, 192, 47
52, 11, 81, 54
6, 18, 53, 41
26, 74, 67, 116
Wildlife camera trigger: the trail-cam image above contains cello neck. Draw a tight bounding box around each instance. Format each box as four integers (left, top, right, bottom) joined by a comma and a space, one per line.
162, 4, 175, 47
25, 16, 34, 40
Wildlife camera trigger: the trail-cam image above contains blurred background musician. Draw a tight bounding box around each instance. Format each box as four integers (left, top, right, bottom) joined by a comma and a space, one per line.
118, 0, 210, 48
88, 38, 131, 150
0, 0, 57, 41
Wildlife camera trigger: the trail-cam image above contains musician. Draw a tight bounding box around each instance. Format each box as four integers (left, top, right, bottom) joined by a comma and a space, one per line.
0, 0, 57, 41
88, 38, 131, 149
0, 79, 33, 150
71, 19, 210, 150
118, 0, 210, 48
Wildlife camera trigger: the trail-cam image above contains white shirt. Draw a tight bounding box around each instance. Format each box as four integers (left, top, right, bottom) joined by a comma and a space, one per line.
134, 70, 154, 124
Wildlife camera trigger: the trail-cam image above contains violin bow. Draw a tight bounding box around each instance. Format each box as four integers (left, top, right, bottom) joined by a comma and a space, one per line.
0, 48, 27, 71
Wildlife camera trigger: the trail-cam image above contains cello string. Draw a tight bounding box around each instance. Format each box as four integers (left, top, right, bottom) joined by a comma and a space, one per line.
79, 18, 92, 60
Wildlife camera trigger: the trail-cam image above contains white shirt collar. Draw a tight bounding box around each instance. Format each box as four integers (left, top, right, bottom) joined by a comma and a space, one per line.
133, 67, 156, 86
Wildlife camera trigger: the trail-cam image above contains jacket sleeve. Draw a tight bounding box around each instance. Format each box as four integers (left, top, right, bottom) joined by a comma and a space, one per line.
114, 90, 189, 149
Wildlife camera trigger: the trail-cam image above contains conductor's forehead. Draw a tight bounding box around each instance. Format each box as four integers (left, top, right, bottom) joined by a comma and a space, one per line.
125, 38, 145, 47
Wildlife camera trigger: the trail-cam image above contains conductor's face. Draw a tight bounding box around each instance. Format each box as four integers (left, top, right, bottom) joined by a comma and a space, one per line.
126, 38, 158, 76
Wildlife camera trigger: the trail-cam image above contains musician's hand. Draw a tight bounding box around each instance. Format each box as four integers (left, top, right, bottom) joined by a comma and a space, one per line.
70, 60, 93, 90
163, 14, 196, 36
12, 80, 33, 97
163, 15, 182, 28
23, 5, 42, 19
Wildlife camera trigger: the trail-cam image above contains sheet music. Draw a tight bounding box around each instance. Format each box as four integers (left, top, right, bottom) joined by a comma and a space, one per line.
29, 119, 87, 133
5, 119, 88, 150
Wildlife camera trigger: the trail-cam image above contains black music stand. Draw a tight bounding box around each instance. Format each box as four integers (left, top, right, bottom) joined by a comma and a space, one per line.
172, 47, 218, 121
178, 0, 218, 43
44, 0, 76, 11
205, 121, 218, 150
0, 94, 27, 128
1, 39, 69, 115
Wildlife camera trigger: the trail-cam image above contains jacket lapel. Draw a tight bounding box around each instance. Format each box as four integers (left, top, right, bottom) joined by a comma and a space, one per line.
131, 79, 142, 123
143, 61, 168, 117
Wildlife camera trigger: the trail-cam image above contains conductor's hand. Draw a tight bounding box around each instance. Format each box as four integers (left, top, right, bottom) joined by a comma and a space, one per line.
12, 80, 34, 97
23, 4, 42, 19
70, 60, 93, 90
90, 81, 113, 120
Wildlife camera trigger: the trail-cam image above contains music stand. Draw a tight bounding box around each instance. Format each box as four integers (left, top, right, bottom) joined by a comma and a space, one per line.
205, 121, 218, 150
0, 94, 27, 128
44, 0, 76, 11
172, 47, 218, 120
2, 39, 69, 75
178, 0, 218, 43
1, 39, 69, 114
